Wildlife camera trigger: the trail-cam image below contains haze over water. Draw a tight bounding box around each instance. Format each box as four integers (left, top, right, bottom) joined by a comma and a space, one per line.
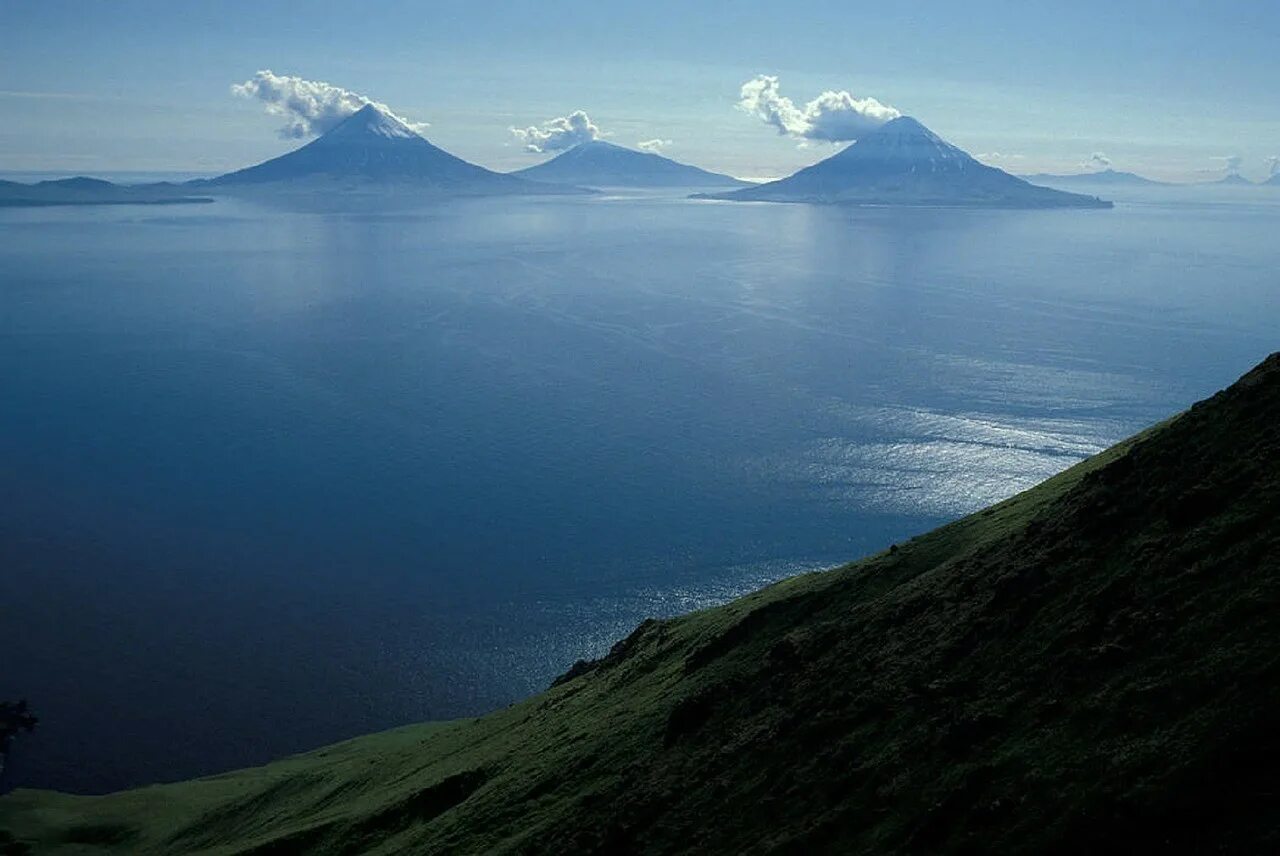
2, 191, 1276, 792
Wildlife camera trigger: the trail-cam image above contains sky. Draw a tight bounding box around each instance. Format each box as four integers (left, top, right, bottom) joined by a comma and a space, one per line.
2, 0, 1279, 182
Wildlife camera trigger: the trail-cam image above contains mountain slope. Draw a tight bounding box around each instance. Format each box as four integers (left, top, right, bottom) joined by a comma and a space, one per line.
700, 117, 1110, 208
1023, 168, 1168, 187
2, 354, 1278, 854
201, 104, 577, 195
511, 140, 750, 188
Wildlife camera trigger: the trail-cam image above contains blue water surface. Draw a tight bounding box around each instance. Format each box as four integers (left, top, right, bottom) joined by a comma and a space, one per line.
1, 191, 1276, 792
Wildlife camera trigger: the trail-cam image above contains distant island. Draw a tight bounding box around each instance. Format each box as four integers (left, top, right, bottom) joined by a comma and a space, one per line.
1022, 168, 1169, 187
511, 139, 752, 189
0, 177, 212, 207
1206, 173, 1256, 187
696, 117, 1111, 209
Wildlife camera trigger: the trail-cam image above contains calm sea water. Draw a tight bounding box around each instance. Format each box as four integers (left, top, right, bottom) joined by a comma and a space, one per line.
2, 191, 1276, 792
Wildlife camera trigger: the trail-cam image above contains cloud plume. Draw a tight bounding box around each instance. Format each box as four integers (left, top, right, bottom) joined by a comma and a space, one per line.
737, 75, 899, 142
232, 70, 425, 139
1269, 156, 1280, 177
511, 111, 601, 153
637, 138, 672, 154
1085, 152, 1112, 171
975, 152, 1024, 164
1220, 154, 1243, 175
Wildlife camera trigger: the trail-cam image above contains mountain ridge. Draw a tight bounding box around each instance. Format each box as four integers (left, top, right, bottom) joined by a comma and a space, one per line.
2, 352, 1276, 854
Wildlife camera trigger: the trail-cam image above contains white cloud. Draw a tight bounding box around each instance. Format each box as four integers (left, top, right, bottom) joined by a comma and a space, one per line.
511, 111, 601, 153
637, 138, 672, 154
1218, 154, 1243, 175
231, 70, 426, 139
737, 75, 900, 142
1267, 156, 1279, 177
975, 152, 1025, 164
1085, 152, 1112, 170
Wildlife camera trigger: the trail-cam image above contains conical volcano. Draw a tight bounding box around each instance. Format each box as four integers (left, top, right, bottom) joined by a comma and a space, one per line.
204, 104, 576, 195
512, 140, 750, 189
701, 116, 1111, 208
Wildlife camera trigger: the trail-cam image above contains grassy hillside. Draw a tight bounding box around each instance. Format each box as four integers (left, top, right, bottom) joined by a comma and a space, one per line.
2, 354, 1277, 855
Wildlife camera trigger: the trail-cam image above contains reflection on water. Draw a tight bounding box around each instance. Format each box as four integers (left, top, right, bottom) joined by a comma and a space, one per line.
752, 403, 1122, 517
1, 192, 1276, 792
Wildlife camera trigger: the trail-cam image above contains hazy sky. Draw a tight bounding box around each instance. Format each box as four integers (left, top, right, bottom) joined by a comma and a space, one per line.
3, 0, 1279, 181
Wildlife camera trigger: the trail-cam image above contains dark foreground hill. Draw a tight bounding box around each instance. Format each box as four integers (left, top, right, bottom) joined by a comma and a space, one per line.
2, 354, 1278, 854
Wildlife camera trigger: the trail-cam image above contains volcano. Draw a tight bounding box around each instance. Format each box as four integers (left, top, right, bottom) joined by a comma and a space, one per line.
699, 116, 1110, 208
512, 140, 750, 189
201, 104, 579, 196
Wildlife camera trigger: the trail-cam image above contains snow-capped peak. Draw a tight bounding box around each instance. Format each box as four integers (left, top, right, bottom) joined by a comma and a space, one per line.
842, 115, 966, 162
328, 103, 422, 140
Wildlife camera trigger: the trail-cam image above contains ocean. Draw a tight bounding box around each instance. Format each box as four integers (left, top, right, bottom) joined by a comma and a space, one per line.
2, 189, 1276, 792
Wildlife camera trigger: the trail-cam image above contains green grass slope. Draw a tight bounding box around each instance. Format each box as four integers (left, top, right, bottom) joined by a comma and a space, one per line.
3, 354, 1278, 855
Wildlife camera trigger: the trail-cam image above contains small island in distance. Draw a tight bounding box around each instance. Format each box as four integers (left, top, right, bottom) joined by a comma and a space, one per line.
1021, 167, 1171, 187
0, 177, 212, 207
